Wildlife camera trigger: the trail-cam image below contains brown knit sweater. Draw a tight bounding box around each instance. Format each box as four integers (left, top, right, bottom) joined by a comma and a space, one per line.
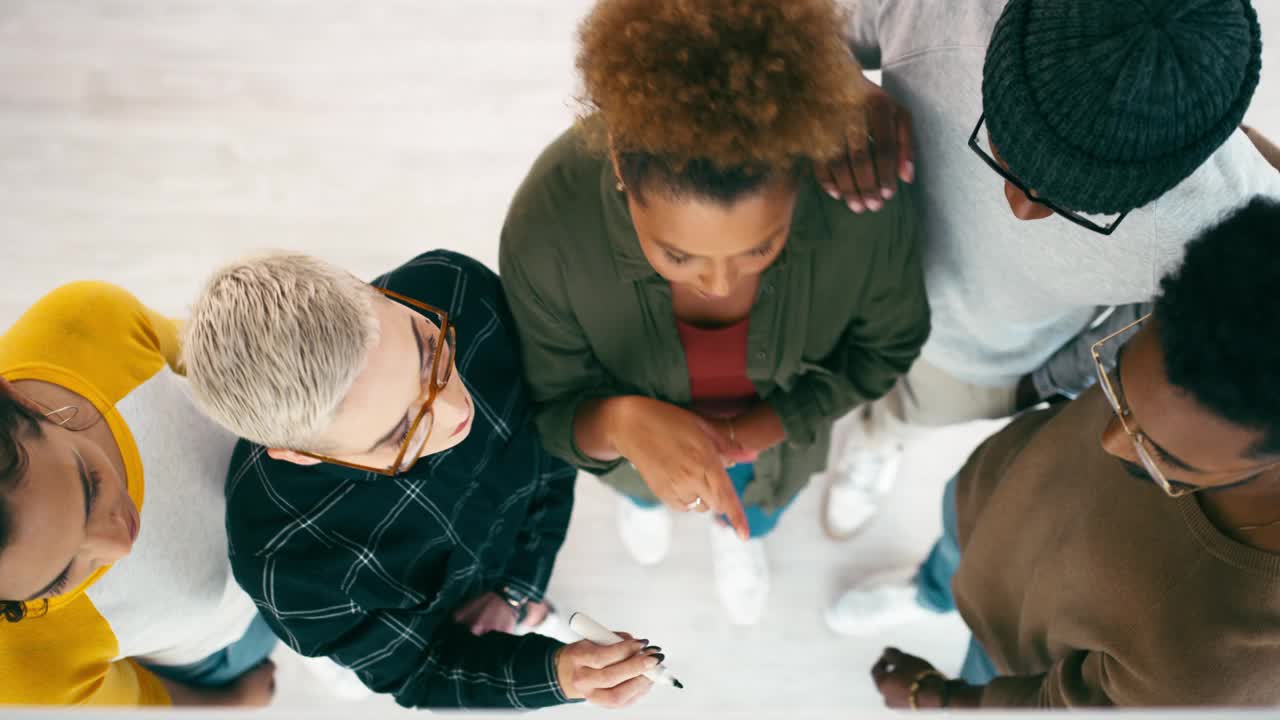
953, 387, 1280, 707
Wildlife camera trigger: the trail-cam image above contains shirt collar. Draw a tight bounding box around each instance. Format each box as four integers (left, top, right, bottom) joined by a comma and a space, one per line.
600, 164, 658, 282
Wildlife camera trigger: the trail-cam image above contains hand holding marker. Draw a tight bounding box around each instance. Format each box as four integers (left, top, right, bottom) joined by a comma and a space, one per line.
568, 612, 684, 689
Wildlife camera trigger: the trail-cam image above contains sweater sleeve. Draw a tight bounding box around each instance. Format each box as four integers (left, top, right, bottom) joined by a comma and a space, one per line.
981, 650, 1197, 708
980, 652, 1118, 708
0, 594, 171, 706
0, 281, 180, 401
981, 623, 1280, 707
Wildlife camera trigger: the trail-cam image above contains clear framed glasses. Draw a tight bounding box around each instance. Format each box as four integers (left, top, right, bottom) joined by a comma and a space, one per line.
968, 114, 1130, 236
298, 287, 456, 477
1090, 313, 1193, 498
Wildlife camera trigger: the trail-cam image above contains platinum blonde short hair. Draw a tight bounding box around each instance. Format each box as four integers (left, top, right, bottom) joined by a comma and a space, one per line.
183, 252, 380, 451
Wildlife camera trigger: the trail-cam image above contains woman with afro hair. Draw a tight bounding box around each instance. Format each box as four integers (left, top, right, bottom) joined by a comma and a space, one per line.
500, 0, 929, 625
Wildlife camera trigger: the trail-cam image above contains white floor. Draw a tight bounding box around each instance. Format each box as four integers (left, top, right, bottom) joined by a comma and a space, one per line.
0, 2, 1276, 716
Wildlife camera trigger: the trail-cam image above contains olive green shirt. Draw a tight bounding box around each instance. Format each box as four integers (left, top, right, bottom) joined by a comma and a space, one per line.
498, 127, 928, 510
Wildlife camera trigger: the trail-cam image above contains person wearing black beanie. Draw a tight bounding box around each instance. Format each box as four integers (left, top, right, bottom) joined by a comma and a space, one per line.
982, 0, 1262, 218
821, 0, 1279, 571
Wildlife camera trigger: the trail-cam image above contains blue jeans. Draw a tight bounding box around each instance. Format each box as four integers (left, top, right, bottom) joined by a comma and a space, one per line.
914, 476, 999, 685
627, 463, 793, 538
146, 614, 278, 688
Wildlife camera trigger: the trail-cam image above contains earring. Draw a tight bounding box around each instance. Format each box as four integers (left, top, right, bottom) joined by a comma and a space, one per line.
615, 180, 626, 192
45, 405, 79, 428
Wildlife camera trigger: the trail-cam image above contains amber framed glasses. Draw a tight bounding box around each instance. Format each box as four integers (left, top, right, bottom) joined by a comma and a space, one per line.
1091, 313, 1195, 498
298, 287, 456, 476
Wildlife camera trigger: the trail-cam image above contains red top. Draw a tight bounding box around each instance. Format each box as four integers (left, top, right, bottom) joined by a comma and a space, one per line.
675, 316, 757, 420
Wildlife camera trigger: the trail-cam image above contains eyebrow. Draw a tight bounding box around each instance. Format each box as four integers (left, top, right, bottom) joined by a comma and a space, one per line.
26, 451, 92, 601
655, 223, 788, 259
365, 315, 433, 454
1114, 347, 1204, 473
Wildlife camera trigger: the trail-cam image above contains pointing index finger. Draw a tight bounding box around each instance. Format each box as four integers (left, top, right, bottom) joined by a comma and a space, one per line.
704, 464, 749, 539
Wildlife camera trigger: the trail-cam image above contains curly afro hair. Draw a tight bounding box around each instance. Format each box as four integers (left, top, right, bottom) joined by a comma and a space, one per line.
1155, 196, 1280, 456
576, 0, 865, 204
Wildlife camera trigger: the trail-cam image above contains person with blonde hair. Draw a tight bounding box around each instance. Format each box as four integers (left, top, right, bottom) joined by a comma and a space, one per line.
500, 0, 928, 625
0, 282, 276, 708
184, 250, 658, 711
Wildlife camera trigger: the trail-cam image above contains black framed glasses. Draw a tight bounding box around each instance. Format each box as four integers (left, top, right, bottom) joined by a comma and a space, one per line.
968, 114, 1130, 236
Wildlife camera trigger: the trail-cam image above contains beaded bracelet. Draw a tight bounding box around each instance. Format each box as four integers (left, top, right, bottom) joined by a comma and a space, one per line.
908, 669, 947, 710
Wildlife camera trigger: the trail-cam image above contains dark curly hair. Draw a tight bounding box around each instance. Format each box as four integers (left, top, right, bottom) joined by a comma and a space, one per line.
1155, 196, 1280, 456
576, 0, 865, 204
0, 383, 45, 622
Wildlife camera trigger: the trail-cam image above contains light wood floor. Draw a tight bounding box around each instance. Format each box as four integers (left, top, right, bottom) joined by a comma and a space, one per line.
0, 2, 1275, 717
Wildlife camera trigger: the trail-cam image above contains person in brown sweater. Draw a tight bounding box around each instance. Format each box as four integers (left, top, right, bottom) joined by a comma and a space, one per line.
856, 196, 1280, 708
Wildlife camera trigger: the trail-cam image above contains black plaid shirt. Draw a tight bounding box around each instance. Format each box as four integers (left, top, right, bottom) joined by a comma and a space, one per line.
224, 251, 576, 710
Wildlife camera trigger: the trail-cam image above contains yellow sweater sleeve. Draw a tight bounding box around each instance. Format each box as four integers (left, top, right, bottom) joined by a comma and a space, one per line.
0, 281, 182, 402
0, 594, 170, 706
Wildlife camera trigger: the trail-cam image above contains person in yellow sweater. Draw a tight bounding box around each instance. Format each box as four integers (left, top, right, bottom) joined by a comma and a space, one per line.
0, 281, 276, 707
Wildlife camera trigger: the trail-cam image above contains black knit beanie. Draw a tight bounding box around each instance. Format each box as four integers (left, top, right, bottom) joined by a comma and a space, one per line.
982, 0, 1262, 215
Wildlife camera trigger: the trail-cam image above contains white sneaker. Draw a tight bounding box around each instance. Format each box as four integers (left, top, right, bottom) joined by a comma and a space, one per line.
708, 520, 769, 626
824, 582, 932, 637
617, 498, 672, 565
821, 440, 904, 540
294, 654, 373, 701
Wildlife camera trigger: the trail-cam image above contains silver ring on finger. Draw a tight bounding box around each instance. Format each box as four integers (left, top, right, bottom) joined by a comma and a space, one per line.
685, 496, 704, 511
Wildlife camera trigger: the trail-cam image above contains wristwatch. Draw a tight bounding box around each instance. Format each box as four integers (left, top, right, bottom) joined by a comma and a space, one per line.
499, 585, 530, 624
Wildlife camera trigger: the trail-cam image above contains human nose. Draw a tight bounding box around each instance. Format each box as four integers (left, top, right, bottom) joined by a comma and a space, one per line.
85, 507, 134, 567
1100, 415, 1139, 463
438, 370, 466, 411
1004, 181, 1053, 221
699, 262, 737, 298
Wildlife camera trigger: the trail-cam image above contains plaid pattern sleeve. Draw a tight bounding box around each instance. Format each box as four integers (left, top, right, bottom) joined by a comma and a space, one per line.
224, 251, 578, 710
501, 453, 578, 602
229, 487, 568, 709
